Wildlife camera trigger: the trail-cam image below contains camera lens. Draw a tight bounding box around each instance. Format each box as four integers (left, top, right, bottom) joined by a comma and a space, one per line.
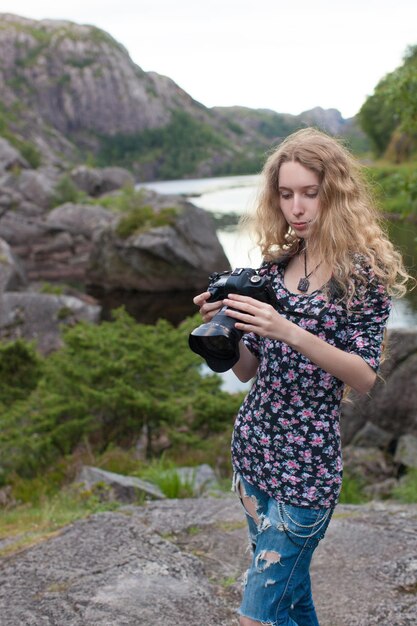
198, 335, 235, 359
188, 306, 243, 372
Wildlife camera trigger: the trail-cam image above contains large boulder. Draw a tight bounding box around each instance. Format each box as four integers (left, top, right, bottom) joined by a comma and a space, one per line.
394, 434, 417, 469
70, 165, 135, 197
0, 187, 230, 293
1, 203, 115, 283
46, 202, 116, 237
77, 466, 166, 502
0, 292, 101, 353
0, 210, 47, 245
2, 167, 60, 209
341, 328, 417, 444
87, 191, 231, 292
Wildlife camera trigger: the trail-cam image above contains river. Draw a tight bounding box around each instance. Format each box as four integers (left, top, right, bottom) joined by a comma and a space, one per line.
140, 174, 417, 330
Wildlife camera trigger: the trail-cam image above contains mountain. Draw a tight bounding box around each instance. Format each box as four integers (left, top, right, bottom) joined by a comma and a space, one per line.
0, 13, 367, 180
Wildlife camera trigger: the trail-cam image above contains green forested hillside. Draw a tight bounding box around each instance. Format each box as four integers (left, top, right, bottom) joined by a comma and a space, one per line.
359, 45, 417, 161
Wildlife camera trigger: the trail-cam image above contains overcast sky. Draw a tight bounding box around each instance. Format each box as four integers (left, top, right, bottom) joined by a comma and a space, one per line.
1, 0, 416, 118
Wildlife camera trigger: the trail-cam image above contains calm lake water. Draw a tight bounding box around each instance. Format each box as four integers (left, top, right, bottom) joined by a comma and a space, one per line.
139, 174, 417, 330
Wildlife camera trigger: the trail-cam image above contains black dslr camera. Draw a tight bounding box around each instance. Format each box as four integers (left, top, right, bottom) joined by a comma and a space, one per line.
189, 268, 278, 372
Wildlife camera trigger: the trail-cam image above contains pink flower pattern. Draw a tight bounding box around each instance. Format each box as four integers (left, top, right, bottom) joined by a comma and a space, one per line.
231, 260, 391, 508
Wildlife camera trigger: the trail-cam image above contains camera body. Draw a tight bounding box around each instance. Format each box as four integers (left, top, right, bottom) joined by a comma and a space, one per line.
189, 267, 278, 372
206, 267, 278, 307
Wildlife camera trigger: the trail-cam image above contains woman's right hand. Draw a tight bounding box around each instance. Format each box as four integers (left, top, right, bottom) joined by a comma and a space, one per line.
193, 291, 224, 323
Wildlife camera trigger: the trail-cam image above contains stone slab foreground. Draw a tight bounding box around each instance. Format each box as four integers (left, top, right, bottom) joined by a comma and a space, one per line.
0, 496, 416, 625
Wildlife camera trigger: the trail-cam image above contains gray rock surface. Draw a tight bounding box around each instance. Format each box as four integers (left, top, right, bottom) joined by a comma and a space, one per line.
394, 434, 417, 469
350, 420, 394, 450
0, 496, 416, 625
0, 237, 26, 293
342, 445, 396, 483
0, 292, 101, 353
0, 203, 115, 283
2, 168, 60, 209
0, 137, 29, 172
77, 466, 166, 502
176, 463, 220, 496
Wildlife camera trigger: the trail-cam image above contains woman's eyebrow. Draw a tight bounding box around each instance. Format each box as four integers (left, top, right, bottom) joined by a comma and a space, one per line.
278, 184, 320, 190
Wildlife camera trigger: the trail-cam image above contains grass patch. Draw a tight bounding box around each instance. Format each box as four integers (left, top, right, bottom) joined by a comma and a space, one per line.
186, 525, 202, 536
219, 575, 238, 588
215, 520, 246, 532
0, 487, 120, 557
39, 283, 65, 296
392, 468, 417, 503
116, 205, 179, 239
339, 473, 369, 504
89, 186, 181, 238
136, 457, 196, 499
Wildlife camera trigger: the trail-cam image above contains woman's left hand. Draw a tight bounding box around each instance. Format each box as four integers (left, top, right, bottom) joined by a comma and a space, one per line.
223, 293, 289, 341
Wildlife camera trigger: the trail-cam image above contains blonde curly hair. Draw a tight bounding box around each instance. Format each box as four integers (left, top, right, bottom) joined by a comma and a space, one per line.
245, 128, 412, 302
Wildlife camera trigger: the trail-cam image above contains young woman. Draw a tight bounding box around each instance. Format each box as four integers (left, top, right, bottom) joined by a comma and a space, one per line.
193, 128, 411, 626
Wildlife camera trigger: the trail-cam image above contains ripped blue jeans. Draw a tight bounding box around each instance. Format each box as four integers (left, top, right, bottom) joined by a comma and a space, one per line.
233, 474, 333, 626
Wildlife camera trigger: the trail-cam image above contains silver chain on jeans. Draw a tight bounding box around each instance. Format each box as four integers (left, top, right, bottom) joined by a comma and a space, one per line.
278, 502, 332, 539
280, 502, 331, 528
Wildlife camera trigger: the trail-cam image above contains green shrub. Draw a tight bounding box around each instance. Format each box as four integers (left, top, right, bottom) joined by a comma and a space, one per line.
92, 446, 142, 476
365, 164, 417, 217
0, 340, 43, 408
116, 205, 178, 238
51, 175, 87, 207
0, 310, 241, 483
15, 139, 42, 168
91, 186, 181, 238
90, 185, 140, 211
0, 103, 41, 168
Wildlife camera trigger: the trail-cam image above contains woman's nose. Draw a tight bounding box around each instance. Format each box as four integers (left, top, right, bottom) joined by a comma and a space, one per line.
292, 194, 304, 214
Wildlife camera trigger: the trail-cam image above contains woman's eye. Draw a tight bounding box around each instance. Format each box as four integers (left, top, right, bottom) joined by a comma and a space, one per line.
306, 192, 318, 199
280, 192, 292, 199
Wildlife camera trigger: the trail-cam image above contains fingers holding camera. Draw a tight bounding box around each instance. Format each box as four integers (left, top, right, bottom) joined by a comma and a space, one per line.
193, 291, 224, 323
224, 294, 286, 340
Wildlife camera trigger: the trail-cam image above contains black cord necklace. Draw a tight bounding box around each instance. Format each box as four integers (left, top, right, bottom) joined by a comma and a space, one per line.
297, 247, 321, 293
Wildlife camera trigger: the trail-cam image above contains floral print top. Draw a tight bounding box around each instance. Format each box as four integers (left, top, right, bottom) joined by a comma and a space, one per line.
231, 259, 391, 509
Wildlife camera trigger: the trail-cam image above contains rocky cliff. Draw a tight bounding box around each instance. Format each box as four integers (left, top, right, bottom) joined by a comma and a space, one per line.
0, 13, 265, 178
0, 13, 232, 176
0, 13, 366, 180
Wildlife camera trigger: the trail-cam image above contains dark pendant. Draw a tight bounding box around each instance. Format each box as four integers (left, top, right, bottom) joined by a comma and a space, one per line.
297, 277, 310, 293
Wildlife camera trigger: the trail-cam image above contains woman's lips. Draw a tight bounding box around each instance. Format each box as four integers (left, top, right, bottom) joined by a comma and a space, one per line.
292, 222, 308, 230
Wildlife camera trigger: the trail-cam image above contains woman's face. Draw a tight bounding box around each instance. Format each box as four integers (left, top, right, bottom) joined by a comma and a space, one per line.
278, 160, 320, 240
